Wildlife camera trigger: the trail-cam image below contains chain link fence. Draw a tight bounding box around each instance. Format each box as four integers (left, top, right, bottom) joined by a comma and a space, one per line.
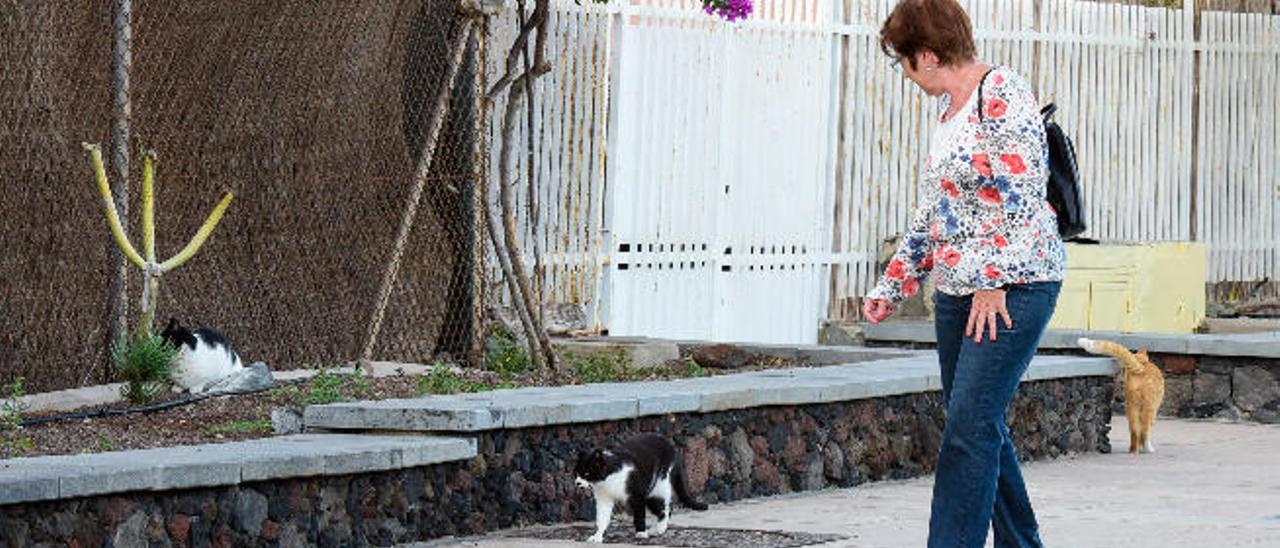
1, 0, 493, 392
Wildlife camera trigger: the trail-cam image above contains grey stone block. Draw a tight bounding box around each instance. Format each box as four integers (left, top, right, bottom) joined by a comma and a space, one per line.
235, 435, 475, 481
553, 339, 681, 369
0, 434, 478, 504
800, 348, 910, 365
863, 321, 938, 344
235, 437, 332, 481
563, 397, 639, 424
321, 448, 397, 476
1161, 376, 1194, 416
1249, 405, 1280, 424
1197, 356, 1235, 374
0, 470, 60, 505
489, 399, 562, 429
399, 437, 477, 467
755, 383, 825, 407
305, 400, 501, 432
818, 322, 866, 346
1194, 371, 1232, 406
865, 320, 1280, 360
238, 452, 326, 482
1024, 356, 1117, 381
697, 380, 760, 412
860, 375, 933, 397
1187, 333, 1280, 359
1232, 366, 1280, 412
112, 512, 149, 548
56, 447, 242, 498
496, 394, 639, 428
207, 362, 275, 395
272, 407, 305, 435
816, 380, 884, 402
637, 392, 701, 416
234, 489, 269, 536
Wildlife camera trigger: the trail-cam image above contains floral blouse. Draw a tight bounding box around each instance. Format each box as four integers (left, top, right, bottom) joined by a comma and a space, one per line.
868, 66, 1066, 305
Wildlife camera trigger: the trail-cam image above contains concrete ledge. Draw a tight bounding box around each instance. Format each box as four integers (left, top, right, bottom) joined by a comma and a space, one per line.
0, 434, 475, 506
551, 339, 681, 369
20, 362, 435, 415
304, 354, 1117, 433
863, 321, 1280, 359
563, 336, 911, 365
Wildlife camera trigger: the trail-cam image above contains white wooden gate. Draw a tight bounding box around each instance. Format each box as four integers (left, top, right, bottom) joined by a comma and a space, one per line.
603, 0, 838, 343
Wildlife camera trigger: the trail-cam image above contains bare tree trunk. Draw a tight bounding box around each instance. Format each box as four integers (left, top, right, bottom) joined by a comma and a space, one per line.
517, 0, 546, 329
485, 71, 543, 367
486, 200, 544, 370
497, 76, 557, 369
362, 20, 475, 362
468, 27, 490, 368
99, 0, 132, 385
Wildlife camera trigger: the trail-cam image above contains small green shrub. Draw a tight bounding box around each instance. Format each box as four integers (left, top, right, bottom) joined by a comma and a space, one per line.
485, 327, 530, 379
272, 366, 369, 407
566, 350, 635, 383
652, 357, 710, 379
205, 418, 272, 436
1, 377, 32, 459
416, 363, 513, 396
112, 331, 178, 404
565, 352, 709, 384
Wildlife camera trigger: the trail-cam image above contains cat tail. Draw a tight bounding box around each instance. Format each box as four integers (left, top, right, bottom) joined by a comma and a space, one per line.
672, 459, 708, 511
1077, 337, 1142, 373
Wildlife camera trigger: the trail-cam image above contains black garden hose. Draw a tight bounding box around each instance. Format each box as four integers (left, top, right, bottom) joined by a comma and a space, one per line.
18, 378, 306, 428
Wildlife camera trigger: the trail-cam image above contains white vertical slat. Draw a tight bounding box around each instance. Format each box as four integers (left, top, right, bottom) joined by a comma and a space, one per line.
1196, 8, 1210, 278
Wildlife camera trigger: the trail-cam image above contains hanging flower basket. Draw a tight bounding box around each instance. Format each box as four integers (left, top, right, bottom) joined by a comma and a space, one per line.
701, 0, 753, 22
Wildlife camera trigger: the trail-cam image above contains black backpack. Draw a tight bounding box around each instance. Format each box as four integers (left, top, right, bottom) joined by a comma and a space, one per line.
1038, 103, 1087, 240
978, 71, 1087, 240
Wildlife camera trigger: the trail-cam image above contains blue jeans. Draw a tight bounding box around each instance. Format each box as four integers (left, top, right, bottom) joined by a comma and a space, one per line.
928, 281, 1061, 548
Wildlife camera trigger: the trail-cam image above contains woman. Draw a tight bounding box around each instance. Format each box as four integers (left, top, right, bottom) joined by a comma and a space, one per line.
862, 1, 1066, 547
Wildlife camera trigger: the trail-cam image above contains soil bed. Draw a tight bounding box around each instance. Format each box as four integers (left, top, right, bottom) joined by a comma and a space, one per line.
10, 353, 812, 458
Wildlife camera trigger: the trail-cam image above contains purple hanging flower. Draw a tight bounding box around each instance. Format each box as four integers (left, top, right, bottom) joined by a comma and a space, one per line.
702, 0, 753, 22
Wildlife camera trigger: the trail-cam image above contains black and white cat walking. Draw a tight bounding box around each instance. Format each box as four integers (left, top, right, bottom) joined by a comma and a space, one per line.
573, 433, 708, 543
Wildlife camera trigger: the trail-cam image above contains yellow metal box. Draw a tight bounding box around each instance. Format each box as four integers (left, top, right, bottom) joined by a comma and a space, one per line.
1048, 242, 1206, 333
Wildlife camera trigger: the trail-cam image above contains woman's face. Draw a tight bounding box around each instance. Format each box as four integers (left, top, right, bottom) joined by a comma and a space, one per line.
896, 50, 945, 96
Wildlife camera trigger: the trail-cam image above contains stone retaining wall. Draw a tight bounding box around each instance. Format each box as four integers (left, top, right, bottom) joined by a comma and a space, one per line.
0, 377, 1112, 548
1145, 355, 1280, 423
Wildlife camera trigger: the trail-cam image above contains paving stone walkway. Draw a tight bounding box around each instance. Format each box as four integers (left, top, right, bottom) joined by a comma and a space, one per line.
412, 417, 1280, 548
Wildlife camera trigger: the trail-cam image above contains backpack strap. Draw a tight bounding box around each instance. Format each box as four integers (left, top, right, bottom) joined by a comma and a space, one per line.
975, 67, 995, 122
1041, 102, 1058, 121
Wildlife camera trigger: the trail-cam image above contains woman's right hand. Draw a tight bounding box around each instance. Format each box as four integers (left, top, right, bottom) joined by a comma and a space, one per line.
862, 298, 894, 324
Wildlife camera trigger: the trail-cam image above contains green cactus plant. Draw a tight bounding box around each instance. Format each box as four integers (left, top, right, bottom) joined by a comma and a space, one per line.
84, 143, 234, 334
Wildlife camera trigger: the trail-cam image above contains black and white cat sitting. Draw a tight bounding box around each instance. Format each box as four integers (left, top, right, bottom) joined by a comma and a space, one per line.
160, 318, 263, 394
573, 433, 708, 543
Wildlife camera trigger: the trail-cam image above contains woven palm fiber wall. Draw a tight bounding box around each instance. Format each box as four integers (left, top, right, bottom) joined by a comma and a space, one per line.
0, 0, 483, 392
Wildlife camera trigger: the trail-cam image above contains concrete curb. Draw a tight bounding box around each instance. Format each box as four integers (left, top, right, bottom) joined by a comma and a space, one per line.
304, 354, 1117, 433
863, 321, 1280, 359
0, 434, 475, 506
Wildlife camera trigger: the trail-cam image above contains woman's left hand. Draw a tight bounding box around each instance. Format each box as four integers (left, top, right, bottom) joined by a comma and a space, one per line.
966, 289, 1013, 343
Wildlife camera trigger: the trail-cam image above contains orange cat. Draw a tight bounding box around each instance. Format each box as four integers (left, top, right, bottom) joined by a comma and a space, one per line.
1078, 338, 1166, 454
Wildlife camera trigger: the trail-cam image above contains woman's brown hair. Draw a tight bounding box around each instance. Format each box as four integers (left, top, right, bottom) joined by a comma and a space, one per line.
879, 0, 977, 70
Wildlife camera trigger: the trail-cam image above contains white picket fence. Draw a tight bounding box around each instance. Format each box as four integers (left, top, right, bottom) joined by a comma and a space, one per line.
486, 0, 1280, 343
